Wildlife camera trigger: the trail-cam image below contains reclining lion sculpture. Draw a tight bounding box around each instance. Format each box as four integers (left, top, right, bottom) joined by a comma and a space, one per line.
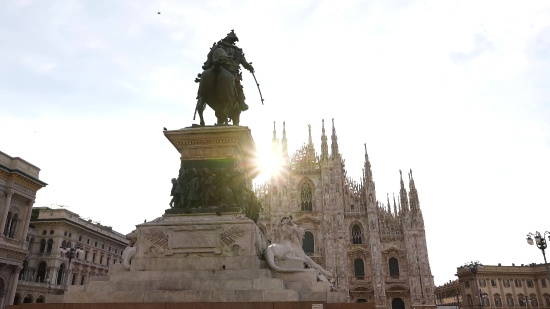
121, 229, 137, 271
265, 217, 333, 281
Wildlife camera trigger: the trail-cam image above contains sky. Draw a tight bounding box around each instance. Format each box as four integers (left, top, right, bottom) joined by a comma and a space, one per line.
1, 0, 550, 286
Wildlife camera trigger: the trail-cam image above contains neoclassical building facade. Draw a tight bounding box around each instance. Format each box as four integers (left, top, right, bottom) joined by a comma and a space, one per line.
0, 151, 47, 308
15, 207, 128, 304
436, 263, 550, 309
256, 120, 436, 309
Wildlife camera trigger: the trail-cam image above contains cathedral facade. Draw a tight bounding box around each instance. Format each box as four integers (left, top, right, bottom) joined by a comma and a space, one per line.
256, 120, 436, 309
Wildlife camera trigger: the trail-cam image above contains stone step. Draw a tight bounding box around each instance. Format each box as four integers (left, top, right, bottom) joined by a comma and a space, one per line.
131, 256, 262, 271
85, 277, 284, 292
299, 291, 328, 301
286, 281, 331, 292
64, 289, 299, 303
109, 268, 272, 282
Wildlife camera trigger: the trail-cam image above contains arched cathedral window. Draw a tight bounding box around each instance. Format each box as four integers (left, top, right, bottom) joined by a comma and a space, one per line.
300, 183, 313, 211
351, 224, 362, 244
354, 258, 365, 279
302, 231, 314, 254
389, 257, 400, 277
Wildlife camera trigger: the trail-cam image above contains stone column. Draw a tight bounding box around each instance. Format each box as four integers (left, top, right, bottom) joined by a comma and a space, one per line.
19, 200, 34, 244
0, 190, 14, 234
7, 265, 22, 305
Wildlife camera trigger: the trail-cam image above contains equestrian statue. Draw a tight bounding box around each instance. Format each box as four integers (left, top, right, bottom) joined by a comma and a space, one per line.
193, 30, 263, 126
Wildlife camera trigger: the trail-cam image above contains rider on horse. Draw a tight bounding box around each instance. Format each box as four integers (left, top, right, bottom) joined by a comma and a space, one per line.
202, 30, 255, 113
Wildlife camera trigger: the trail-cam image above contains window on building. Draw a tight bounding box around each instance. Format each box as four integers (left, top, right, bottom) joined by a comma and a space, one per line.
39, 239, 46, 253
351, 224, 362, 244
102, 244, 105, 249
85, 251, 89, 260
300, 182, 313, 211
107, 258, 110, 266
503, 279, 510, 287
515, 279, 522, 287
5, 213, 18, 238
389, 258, 400, 277
71, 274, 77, 285
92, 253, 96, 263
46, 239, 54, 253
114, 259, 117, 264
28, 238, 34, 252
302, 232, 314, 254
64, 231, 67, 236
465, 280, 470, 288
467, 295, 473, 307
94, 241, 97, 247
482, 296, 490, 307
109, 246, 111, 252
36, 262, 47, 283
507, 295, 514, 307
527, 280, 534, 287
100, 255, 103, 264
519, 295, 527, 307
480, 279, 486, 287
81, 275, 86, 285
79, 236, 82, 241
354, 258, 365, 279
42, 230, 47, 235
49, 230, 54, 235
531, 295, 539, 307
491, 279, 497, 287
544, 295, 550, 307
542, 279, 547, 287
495, 295, 502, 307
115, 249, 118, 254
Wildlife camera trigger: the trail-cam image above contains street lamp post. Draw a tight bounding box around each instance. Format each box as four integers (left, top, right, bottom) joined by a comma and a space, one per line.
526, 231, 550, 284
464, 261, 484, 309
59, 243, 83, 291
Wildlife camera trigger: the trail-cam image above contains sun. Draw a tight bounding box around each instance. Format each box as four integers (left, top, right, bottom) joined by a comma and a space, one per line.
254, 150, 283, 183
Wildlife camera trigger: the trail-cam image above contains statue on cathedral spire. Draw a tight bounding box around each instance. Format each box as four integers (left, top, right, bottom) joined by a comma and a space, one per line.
193, 30, 263, 126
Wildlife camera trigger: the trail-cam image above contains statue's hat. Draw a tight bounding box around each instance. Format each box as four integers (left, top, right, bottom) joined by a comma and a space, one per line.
225, 29, 239, 42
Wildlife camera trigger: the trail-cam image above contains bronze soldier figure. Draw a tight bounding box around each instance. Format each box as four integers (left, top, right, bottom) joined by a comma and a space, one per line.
202, 30, 255, 112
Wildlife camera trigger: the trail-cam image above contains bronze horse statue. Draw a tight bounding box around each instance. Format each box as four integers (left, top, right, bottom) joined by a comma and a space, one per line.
194, 63, 242, 126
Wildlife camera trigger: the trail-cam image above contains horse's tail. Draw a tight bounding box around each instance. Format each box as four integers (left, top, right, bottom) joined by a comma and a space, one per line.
265, 247, 310, 273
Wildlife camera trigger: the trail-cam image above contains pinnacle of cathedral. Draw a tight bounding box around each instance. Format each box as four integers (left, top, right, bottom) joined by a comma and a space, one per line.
408, 169, 420, 211
386, 193, 391, 214
330, 118, 339, 159
281, 121, 289, 160
399, 170, 410, 212
272, 121, 279, 155
363, 144, 374, 185
393, 193, 398, 216
320, 119, 329, 161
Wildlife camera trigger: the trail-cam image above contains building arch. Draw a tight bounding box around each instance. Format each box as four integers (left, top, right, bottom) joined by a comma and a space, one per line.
57, 263, 66, 285
350, 222, 364, 244
302, 231, 314, 254
28, 237, 35, 252
36, 295, 45, 303
36, 261, 47, 283
23, 294, 33, 303
39, 239, 46, 253
46, 239, 54, 253
392, 298, 405, 309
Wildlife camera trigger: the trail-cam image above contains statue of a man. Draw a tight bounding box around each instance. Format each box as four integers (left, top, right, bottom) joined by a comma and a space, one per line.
169, 178, 184, 208
187, 168, 200, 208
202, 30, 255, 112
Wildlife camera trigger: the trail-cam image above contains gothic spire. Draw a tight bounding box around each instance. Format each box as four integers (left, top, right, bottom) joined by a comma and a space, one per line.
364, 144, 374, 184
393, 193, 398, 216
281, 121, 288, 158
386, 193, 391, 213
272, 121, 279, 155
330, 118, 339, 159
320, 119, 329, 161
399, 170, 409, 212
408, 169, 420, 210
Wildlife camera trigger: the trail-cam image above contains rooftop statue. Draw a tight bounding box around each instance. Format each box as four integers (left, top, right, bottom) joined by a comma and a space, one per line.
193, 30, 263, 126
